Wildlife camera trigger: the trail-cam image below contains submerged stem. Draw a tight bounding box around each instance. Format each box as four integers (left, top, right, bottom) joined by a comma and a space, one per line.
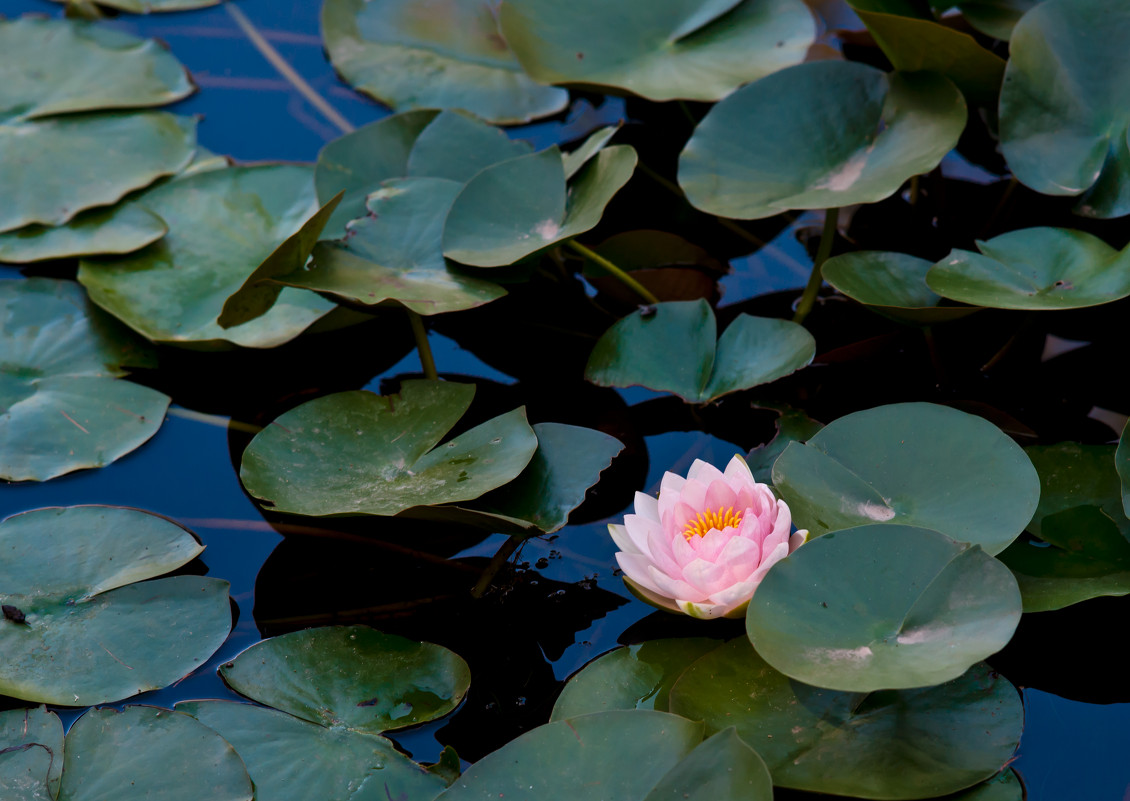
471, 536, 523, 598
407, 310, 439, 381
792, 207, 840, 325
565, 239, 661, 306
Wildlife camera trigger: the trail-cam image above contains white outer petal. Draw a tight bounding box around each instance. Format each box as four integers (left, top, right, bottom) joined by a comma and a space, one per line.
608, 523, 640, 555
687, 459, 725, 484
633, 491, 660, 522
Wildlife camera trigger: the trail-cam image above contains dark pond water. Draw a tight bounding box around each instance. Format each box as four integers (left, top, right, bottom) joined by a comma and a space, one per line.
4, 1, 1130, 798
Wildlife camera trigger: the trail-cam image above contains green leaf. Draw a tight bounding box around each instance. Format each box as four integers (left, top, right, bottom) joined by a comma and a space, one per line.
678, 63, 966, 219
551, 638, 722, 720
498, 0, 815, 102
642, 728, 773, 801
669, 638, 1023, 799
240, 380, 539, 517
953, 0, 1040, 41
823, 251, 979, 324
746, 406, 824, 484
58, 706, 252, 801
926, 228, 1130, 309
940, 770, 1024, 801
1121, 419, 1130, 518
435, 711, 703, 801
0, 278, 170, 482
585, 300, 815, 403
999, 0, 1130, 217
746, 524, 1022, 691
771, 402, 1040, 554
0, 204, 167, 264
0, 707, 63, 801
0, 506, 231, 706
78, 165, 337, 349
321, 0, 568, 124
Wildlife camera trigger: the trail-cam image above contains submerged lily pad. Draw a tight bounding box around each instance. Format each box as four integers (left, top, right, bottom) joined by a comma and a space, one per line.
0, 506, 231, 705
585, 299, 815, 403
926, 228, 1130, 310
240, 380, 538, 517
746, 524, 1022, 691
1, 278, 170, 482
0, 707, 63, 801
669, 638, 1023, 799
78, 165, 337, 349
678, 62, 966, 219
823, 251, 978, 324
322, 0, 567, 124
499, 0, 814, 101
772, 402, 1040, 553
999, 0, 1130, 217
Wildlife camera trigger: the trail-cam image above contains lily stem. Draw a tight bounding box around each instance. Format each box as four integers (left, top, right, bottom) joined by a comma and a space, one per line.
792, 207, 840, 325
407, 310, 438, 381
471, 536, 523, 599
565, 239, 661, 306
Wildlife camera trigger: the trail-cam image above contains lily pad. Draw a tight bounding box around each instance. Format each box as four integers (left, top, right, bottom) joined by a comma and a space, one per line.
443, 145, 638, 267
926, 228, 1130, 310
999, 0, 1130, 217
746, 406, 824, 484
998, 443, 1130, 612
321, 0, 568, 124
0, 707, 63, 801
0, 204, 167, 264
1, 278, 170, 482
239, 379, 539, 517
823, 251, 978, 324
678, 62, 966, 219
642, 728, 773, 801
668, 638, 1023, 799
498, 0, 815, 102
78, 165, 338, 349
585, 299, 816, 403
0, 505, 231, 705
771, 402, 1040, 553
551, 638, 722, 720
746, 524, 1022, 691
951, 0, 1040, 40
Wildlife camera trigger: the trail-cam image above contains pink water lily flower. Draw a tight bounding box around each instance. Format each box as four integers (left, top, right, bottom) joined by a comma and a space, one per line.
609, 455, 806, 619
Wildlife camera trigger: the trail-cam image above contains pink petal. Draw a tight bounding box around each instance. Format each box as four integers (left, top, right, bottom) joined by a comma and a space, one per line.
649, 564, 707, 603
676, 480, 708, 516
657, 472, 686, 521
681, 558, 727, 595
622, 576, 681, 613
703, 479, 738, 515
615, 552, 668, 597
670, 528, 698, 568
632, 491, 660, 523
622, 513, 660, 558
790, 530, 808, 552
676, 598, 732, 619
608, 523, 639, 555
646, 526, 683, 577
708, 575, 760, 609
692, 527, 732, 561
717, 536, 760, 579
723, 454, 754, 484
686, 459, 725, 484
746, 540, 791, 586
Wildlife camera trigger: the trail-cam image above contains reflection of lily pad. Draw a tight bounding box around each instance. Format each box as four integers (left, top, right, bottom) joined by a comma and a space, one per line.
0, 706, 63, 800
747, 524, 1022, 691
0, 506, 231, 705
240, 380, 538, 517
322, 0, 567, 124
585, 299, 815, 403
499, 0, 814, 101
772, 402, 1040, 553
1, 279, 170, 482
926, 228, 1130, 310
823, 251, 978, 323
669, 638, 1022, 798
678, 62, 966, 219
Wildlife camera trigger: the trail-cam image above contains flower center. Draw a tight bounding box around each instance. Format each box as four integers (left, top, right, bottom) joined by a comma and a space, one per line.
682, 506, 742, 539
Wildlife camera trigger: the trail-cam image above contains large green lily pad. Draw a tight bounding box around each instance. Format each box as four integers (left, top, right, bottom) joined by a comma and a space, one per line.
585, 299, 815, 403
240, 380, 539, 517
0, 204, 167, 264
1, 278, 170, 482
823, 251, 978, 324
78, 165, 338, 349
641, 728, 773, 801
747, 405, 824, 484
999, 0, 1130, 217
322, 0, 568, 124
771, 402, 1040, 553
678, 62, 966, 219
669, 638, 1023, 799
926, 228, 1130, 310
0, 707, 63, 801
498, 0, 814, 102
746, 524, 1022, 691
0, 506, 231, 705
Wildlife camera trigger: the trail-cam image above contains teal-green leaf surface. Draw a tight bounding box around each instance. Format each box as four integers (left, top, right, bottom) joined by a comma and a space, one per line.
0, 204, 168, 264
0, 707, 63, 801
823, 251, 978, 324
642, 728, 773, 801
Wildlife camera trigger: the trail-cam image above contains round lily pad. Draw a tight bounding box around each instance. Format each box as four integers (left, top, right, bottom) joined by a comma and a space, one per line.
1, 278, 170, 482
822, 251, 978, 324
0, 506, 231, 705
498, 0, 815, 101
999, 0, 1130, 218
585, 299, 815, 403
0, 707, 63, 801
0, 204, 167, 264
926, 228, 1130, 310
771, 402, 1040, 554
240, 379, 539, 517
678, 62, 966, 219
746, 524, 1022, 691
322, 0, 568, 124
668, 638, 1023, 799
642, 728, 773, 801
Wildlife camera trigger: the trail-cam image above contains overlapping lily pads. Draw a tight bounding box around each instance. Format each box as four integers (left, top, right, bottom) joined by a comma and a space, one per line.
585, 299, 815, 403
322, 0, 568, 124
772, 402, 1040, 552
499, 0, 815, 101
823, 251, 978, 324
951, 0, 1040, 40
999, 0, 1130, 218
240, 379, 539, 517
678, 62, 966, 219
0, 506, 231, 705
0, 707, 62, 800
1, 279, 170, 482
926, 228, 1130, 309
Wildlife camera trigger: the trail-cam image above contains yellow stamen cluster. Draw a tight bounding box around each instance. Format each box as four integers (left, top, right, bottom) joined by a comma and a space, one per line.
682, 506, 742, 540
